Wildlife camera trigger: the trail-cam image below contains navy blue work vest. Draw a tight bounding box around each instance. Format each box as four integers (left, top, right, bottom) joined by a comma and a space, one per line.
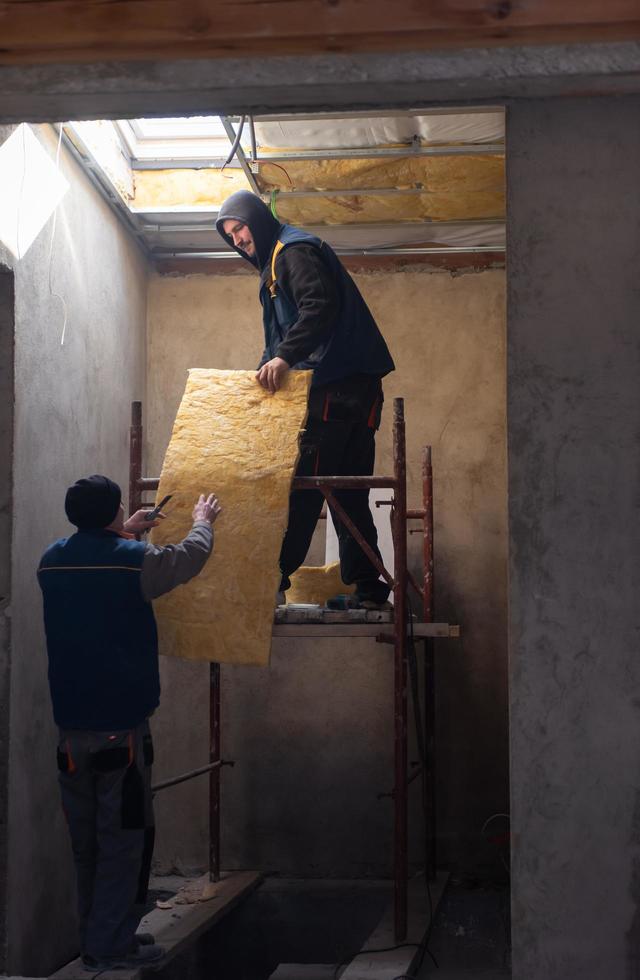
259, 225, 395, 386
38, 530, 160, 731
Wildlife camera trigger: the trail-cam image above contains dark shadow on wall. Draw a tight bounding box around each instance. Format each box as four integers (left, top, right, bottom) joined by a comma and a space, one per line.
429, 556, 510, 879
0, 265, 15, 973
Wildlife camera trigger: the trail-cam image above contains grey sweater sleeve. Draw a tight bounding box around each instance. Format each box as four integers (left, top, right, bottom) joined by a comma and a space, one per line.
140, 520, 213, 601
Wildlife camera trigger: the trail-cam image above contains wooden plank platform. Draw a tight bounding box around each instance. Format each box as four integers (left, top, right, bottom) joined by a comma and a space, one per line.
275, 605, 392, 625
273, 623, 459, 639
49, 870, 261, 979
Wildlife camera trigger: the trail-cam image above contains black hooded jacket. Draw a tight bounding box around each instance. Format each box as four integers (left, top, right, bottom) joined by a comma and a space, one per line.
216, 191, 393, 384
217, 190, 280, 272
217, 191, 341, 369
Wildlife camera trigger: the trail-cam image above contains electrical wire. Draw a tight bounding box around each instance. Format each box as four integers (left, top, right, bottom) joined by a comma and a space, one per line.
481, 813, 510, 835
263, 160, 293, 186
248, 113, 257, 162
481, 811, 511, 877
221, 115, 246, 172
332, 943, 420, 979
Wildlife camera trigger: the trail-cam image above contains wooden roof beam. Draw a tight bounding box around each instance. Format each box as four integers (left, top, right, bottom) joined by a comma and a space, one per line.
0, 1, 639, 66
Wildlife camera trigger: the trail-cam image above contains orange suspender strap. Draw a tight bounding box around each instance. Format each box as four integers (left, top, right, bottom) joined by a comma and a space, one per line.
268, 240, 286, 298
367, 394, 381, 429
65, 740, 76, 774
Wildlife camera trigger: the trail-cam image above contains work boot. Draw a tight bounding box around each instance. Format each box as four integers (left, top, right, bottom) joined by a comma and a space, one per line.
82, 943, 165, 971
355, 578, 391, 606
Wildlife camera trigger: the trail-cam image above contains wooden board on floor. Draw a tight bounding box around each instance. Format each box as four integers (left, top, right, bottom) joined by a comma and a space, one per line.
49, 870, 261, 980
1, 1, 639, 65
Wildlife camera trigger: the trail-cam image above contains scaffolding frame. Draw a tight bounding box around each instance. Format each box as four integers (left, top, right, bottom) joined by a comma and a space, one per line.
129, 395, 455, 941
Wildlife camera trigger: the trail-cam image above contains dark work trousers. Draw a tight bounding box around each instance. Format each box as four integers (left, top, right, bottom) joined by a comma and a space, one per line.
279, 375, 390, 604
57, 721, 155, 959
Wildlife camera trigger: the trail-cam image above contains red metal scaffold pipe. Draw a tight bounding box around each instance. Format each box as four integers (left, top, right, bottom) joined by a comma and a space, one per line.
210, 662, 221, 882
129, 402, 143, 516
423, 446, 434, 624
391, 398, 408, 941
129, 397, 425, 942
422, 446, 437, 881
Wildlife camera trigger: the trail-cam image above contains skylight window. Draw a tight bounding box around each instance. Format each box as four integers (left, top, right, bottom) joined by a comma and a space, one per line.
0, 124, 69, 259
130, 116, 228, 140
117, 116, 240, 164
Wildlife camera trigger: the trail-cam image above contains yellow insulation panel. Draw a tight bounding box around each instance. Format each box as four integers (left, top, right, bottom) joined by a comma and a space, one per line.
257, 154, 504, 193
132, 157, 504, 227
273, 191, 504, 225
133, 167, 251, 209
151, 368, 311, 667
287, 561, 355, 606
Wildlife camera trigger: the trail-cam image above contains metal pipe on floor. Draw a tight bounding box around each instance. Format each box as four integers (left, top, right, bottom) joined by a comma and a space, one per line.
391, 398, 408, 942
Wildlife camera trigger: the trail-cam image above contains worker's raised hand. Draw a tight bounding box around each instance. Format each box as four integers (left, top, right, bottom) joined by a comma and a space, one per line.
193, 493, 222, 525
124, 508, 165, 533
256, 356, 290, 394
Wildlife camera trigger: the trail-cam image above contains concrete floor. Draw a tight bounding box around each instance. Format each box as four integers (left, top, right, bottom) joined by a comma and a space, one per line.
416, 877, 511, 979
64, 874, 507, 980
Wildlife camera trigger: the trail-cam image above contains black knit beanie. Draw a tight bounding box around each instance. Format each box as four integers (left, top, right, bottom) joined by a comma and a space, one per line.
64, 475, 122, 529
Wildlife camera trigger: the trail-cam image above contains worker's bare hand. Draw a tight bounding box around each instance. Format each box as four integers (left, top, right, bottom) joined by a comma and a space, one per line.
256, 356, 289, 394
193, 493, 222, 525
124, 509, 166, 533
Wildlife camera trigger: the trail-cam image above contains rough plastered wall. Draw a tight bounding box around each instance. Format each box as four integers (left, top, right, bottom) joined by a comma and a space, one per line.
0, 268, 14, 975
0, 124, 148, 976
146, 266, 507, 879
507, 98, 640, 980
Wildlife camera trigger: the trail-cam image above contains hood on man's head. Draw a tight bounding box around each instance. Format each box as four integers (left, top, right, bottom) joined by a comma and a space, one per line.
216, 191, 280, 271
65, 475, 121, 530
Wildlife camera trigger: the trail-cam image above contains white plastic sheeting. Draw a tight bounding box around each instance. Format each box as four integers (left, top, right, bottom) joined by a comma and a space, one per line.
137, 213, 505, 252
254, 111, 504, 151
314, 221, 505, 250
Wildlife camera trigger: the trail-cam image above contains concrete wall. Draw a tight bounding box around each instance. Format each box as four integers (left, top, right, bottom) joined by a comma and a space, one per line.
0, 267, 14, 974
0, 124, 149, 976
507, 98, 640, 980
146, 266, 508, 878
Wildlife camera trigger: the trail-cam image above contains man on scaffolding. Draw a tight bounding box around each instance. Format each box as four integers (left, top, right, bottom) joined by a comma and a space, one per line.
217, 190, 395, 608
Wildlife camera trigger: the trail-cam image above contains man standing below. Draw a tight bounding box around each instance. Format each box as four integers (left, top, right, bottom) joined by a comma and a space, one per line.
217, 190, 395, 607
38, 475, 221, 971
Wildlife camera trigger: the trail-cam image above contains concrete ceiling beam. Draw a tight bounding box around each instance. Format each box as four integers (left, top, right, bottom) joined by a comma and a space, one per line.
0, 42, 639, 124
